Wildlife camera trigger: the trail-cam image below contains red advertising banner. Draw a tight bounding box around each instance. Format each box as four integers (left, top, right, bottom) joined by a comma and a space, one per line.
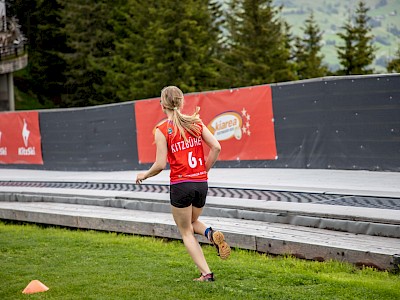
135, 85, 277, 163
0, 111, 43, 164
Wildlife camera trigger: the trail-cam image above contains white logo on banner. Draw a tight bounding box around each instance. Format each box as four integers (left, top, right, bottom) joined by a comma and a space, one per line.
18, 119, 36, 156
0, 131, 6, 156
207, 108, 251, 141
22, 119, 30, 147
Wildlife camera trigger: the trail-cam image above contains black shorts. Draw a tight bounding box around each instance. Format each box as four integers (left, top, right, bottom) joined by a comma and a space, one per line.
170, 181, 208, 208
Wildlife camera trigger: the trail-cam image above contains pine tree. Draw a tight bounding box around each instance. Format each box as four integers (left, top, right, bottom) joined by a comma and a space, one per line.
5, 1, 36, 39
336, 0, 377, 75
222, 0, 295, 88
59, 0, 117, 107
29, 0, 67, 105
96, 0, 149, 102
209, 0, 225, 51
137, 0, 221, 98
294, 12, 328, 79
278, 20, 298, 82
205, 0, 225, 89
386, 44, 400, 73
105, 0, 222, 101
7, 0, 67, 106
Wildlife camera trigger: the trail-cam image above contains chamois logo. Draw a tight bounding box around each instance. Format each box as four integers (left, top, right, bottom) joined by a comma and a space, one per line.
22, 119, 30, 147
0, 130, 6, 156
18, 118, 35, 156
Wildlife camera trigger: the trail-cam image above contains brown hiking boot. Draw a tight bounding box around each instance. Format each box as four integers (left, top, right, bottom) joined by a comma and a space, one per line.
209, 229, 231, 260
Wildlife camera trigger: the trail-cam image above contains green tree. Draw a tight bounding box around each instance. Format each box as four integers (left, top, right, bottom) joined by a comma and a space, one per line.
136, 0, 221, 98
279, 20, 298, 82
294, 12, 328, 79
205, 0, 226, 89
59, 0, 118, 107
105, 0, 223, 101
93, 0, 148, 102
30, 0, 67, 105
222, 0, 295, 88
7, 0, 67, 106
336, 1, 377, 75
386, 44, 400, 73
5, 1, 35, 38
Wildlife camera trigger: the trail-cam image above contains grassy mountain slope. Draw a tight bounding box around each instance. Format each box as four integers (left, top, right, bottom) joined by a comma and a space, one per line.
220, 0, 400, 72
276, 0, 400, 72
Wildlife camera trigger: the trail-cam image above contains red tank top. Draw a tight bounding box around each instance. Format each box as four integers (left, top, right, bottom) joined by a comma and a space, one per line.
157, 120, 208, 184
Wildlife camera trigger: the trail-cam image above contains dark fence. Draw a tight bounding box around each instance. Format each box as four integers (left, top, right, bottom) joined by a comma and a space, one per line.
236, 74, 400, 171
0, 42, 26, 62
38, 103, 139, 171
1, 74, 399, 171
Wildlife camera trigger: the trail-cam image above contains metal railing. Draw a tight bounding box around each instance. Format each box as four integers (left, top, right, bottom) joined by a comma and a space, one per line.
0, 42, 26, 62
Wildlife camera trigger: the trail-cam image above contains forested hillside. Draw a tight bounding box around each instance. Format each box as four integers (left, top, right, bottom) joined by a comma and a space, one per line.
5, 0, 400, 109
272, 0, 400, 71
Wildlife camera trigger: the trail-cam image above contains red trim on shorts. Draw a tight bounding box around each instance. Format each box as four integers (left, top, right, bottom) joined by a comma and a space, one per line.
170, 179, 208, 185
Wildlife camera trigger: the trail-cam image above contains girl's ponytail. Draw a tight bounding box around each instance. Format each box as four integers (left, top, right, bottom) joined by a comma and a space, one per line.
161, 86, 202, 142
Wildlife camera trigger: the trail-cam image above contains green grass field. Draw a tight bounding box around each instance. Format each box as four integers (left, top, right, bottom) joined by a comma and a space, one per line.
0, 221, 399, 299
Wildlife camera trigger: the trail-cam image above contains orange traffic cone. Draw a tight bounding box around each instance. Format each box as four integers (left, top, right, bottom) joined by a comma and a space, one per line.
22, 280, 49, 294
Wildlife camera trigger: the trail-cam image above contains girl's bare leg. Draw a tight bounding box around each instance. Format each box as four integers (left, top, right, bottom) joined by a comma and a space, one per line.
171, 205, 211, 275
191, 206, 208, 236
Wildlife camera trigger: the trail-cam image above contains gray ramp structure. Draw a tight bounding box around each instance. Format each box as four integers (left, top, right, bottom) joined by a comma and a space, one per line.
0, 169, 399, 271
